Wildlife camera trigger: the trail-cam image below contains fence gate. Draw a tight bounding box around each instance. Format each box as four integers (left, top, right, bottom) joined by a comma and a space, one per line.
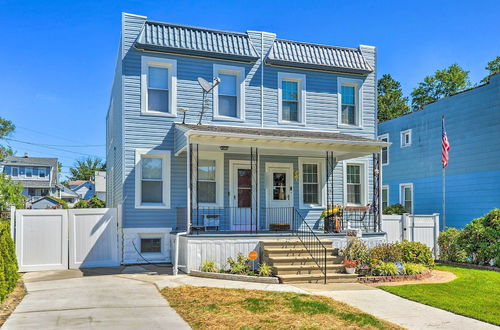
15, 208, 119, 272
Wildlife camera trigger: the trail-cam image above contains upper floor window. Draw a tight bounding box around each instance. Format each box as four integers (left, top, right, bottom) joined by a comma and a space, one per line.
278, 72, 306, 124
141, 56, 177, 117
378, 134, 389, 165
344, 161, 367, 205
39, 167, 46, 178
10, 167, 18, 176
213, 65, 245, 121
135, 149, 171, 209
338, 77, 362, 127
26, 167, 32, 178
401, 129, 412, 147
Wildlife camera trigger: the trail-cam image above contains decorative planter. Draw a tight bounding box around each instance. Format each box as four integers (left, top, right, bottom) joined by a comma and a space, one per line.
357, 271, 432, 283
269, 223, 290, 231
190, 270, 280, 284
345, 267, 356, 274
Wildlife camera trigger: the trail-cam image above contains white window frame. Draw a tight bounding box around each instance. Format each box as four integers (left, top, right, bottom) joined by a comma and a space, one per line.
213, 64, 245, 121
337, 77, 363, 128
11, 167, 18, 177
382, 185, 389, 210
278, 72, 306, 125
193, 151, 224, 207
39, 167, 46, 178
378, 133, 390, 165
134, 149, 171, 209
400, 129, 412, 147
399, 183, 414, 214
141, 56, 177, 117
343, 160, 368, 206
298, 158, 326, 209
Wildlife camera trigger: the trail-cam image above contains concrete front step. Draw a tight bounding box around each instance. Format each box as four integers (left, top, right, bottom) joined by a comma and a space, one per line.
261, 240, 332, 248
262, 247, 339, 258
266, 255, 343, 264
278, 273, 358, 284
273, 264, 345, 275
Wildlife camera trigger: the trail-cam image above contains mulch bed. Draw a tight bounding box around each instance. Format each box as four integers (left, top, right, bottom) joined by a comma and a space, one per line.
436, 260, 499, 272
0, 279, 26, 327
358, 271, 432, 284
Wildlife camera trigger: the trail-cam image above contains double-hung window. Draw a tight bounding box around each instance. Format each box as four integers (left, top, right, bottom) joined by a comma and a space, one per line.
338, 77, 362, 127
401, 129, 412, 147
382, 185, 389, 210
378, 134, 389, 165
299, 158, 325, 208
195, 152, 223, 206
345, 162, 366, 205
12, 167, 18, 176
141, 56, 177, 116
400, 183, 413, 213
26, 167, 33, 178
278, 73, 306, 124
213, 65, 245, 120
135, 149, 171, 209
39, 167, 46, 178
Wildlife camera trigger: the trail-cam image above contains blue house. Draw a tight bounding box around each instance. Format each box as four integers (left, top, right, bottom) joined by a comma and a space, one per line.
106, 13, 387, 280
378, 74, 500, 229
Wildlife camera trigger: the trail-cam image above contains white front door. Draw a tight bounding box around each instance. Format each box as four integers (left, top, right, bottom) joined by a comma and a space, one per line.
230, 162, 255, 231
266, 163, 294, 228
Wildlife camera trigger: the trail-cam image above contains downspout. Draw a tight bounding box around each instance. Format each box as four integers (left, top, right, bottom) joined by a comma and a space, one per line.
173, 135, 191, 275
260, 32, 264, 128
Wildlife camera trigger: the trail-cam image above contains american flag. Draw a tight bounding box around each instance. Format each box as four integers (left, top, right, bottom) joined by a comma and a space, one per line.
442, 116, 450, 168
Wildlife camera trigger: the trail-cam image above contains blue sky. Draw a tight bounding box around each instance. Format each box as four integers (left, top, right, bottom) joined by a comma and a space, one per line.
1, 0, 499, 179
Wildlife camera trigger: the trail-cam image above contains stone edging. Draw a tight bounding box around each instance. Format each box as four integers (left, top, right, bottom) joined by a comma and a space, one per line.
190, 270, 280, 284
437, 260, 500, 272
357, 271, 432, 283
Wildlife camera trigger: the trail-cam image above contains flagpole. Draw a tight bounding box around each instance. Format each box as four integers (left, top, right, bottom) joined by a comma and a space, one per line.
442, 115, 446, 229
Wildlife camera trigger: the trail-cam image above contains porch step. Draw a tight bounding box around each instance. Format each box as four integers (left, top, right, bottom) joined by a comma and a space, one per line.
278, 273, 358, 284
272, 264, 345, 275
262, 247, 338, 258
261, 240, 332, 248
265, 255, 343, 264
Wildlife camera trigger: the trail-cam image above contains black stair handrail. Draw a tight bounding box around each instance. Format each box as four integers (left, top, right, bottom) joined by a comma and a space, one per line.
292, 208, 328, 284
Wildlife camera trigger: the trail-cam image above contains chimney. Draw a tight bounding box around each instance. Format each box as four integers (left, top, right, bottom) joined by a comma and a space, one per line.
23, 152, 29, 158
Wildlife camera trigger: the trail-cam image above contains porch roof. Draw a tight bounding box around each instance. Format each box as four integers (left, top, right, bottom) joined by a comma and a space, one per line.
175, 124, 387, 160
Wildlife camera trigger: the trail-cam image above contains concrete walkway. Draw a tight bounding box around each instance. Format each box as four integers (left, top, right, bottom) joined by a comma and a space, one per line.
3, 267, 190, 330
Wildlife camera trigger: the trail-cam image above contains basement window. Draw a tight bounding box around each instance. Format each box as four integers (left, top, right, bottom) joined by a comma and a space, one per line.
140, 238, 161, 253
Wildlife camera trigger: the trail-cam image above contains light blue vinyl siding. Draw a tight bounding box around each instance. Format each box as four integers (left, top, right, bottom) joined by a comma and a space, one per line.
379, 74, 500, 228
109, 14, 378, 229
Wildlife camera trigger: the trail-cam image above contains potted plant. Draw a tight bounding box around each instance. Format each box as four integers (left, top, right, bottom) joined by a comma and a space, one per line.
343, 259, 357, 274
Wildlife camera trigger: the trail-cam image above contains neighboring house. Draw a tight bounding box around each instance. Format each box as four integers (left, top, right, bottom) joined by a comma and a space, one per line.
1, 154, 59, 200
378, 73, 500, 229
31, 196, 65, 209
106, 13, 386, 278
57, 184, 80, 207
94, 171, 106, 201
69, 180, 94, 200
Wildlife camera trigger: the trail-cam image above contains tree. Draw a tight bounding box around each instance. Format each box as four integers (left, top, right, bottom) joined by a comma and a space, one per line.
0, 117, 15, 161
0, 174, 26, 211
73, 197, 105, 209
481, 56, 500, 83
411, 64, 471, 110
68, 157, 106, 181
377, 74, 410, 122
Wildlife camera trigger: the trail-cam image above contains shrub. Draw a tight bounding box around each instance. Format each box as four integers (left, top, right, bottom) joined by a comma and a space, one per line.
459, 209, 500, 266
343, 259, 357, 268
201, 260, 217, 273
340, 238, 370, 266
383, 204, 407, 215
73, 197, 106, 209
0, 220, 18, 302
369, 243, 403, 264
371, 262, 399, 276
403, 263, 428, 275
227, 253, 250, 275
396, 240, 434, 268
258, 262, 272, 277
438, 228, 467, 262
48, 196, 68, 209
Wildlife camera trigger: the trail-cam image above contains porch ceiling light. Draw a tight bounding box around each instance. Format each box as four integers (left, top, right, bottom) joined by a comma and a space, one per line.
219, 146, 229, 151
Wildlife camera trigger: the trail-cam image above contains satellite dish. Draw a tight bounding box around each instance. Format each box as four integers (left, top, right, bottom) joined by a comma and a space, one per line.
198, 77, 213, 93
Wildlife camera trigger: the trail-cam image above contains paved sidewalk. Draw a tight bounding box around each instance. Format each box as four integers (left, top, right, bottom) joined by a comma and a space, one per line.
3, 267, 190, 330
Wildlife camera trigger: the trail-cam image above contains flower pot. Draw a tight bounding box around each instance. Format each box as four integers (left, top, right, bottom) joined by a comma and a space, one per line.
345, 267, 356, 274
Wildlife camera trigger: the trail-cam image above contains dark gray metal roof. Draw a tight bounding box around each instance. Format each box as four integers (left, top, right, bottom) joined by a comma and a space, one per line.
136, 21, 259, 62
176, 123, 382, 145
266, 39, 373, 74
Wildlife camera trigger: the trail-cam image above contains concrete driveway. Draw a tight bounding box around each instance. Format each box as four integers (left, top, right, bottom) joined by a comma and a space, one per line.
3, 266, 190, 330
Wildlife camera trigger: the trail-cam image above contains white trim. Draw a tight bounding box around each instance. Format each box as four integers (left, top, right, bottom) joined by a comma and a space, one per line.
265, 162, 294, 208
141, 56, 177, 117
378, 133, 390, 166
228, 160, 258, 231
337, 77, 363, 128
213, 64, 246, 121
134, 149, 171, 209
193, 151, 224, 207
400, 129, 412, 148
382, 184, 389, 210
298, 157, 326, 209
342, 160, 368, 206
399, 183, 414, 214
278, 72, 306, 125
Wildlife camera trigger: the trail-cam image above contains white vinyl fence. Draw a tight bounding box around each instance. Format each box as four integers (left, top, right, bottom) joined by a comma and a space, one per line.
381, 213, 440, 257
13, 208, 120, 272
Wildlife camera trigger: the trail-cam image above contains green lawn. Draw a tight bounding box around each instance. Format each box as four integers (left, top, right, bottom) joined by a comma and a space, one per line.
379, 264, 500, 325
